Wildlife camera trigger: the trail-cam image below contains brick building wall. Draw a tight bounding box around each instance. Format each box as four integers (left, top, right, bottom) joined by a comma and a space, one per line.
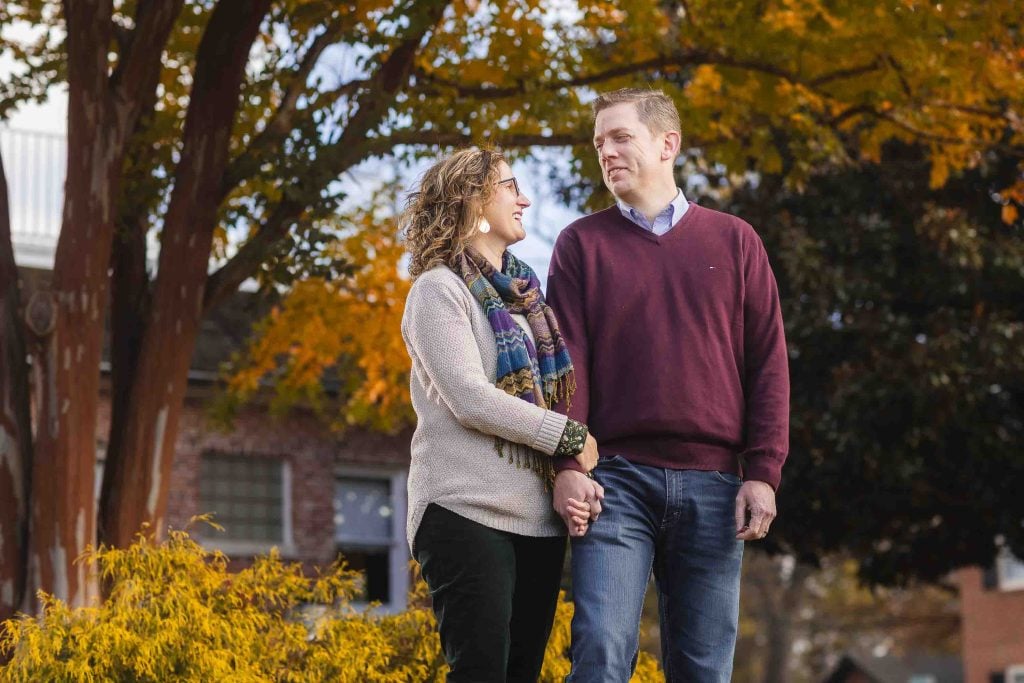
959, 566, 1024, 682
95, 389, 413, 606
167, 401, 341, 564
14, 261, 415, 606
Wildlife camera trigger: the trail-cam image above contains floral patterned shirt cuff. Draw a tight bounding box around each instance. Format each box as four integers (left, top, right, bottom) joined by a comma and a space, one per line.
554, 418, 588, 459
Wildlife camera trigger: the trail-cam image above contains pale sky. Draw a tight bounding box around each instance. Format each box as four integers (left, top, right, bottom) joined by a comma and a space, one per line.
5, 90, 68, 134
0, 39, 583, 284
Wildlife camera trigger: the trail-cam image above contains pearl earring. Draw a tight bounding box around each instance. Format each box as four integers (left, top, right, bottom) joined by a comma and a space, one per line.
478, 216, 491, 234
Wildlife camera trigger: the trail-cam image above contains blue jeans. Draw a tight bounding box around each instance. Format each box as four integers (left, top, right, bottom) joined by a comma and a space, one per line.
567, 455, 744, 683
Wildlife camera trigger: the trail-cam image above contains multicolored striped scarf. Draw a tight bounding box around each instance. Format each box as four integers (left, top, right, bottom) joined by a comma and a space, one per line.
458, 247, 576, 480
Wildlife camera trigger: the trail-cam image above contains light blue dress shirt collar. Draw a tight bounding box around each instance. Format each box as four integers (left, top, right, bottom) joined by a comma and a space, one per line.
616, 188, 689, 236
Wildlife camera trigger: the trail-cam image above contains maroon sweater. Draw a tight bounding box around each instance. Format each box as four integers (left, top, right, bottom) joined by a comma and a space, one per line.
546, 204, 790, 489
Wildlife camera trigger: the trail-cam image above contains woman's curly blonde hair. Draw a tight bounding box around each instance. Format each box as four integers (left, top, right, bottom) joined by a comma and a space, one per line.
402, 147, 505, 279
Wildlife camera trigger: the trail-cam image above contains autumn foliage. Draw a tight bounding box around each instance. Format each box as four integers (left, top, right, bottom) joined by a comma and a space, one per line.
2, 0, 1023, 627
220, 197, 414, 432
0, 527, 663, 682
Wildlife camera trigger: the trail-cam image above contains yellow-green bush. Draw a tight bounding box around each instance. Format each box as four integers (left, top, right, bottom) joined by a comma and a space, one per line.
541, 587, 664, 683
0, 527, 662, 682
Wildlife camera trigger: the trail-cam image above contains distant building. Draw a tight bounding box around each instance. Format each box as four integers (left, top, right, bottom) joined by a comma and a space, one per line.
823, 651, 962, 683
3, 126, 413, 612
959, 552, 1024, 683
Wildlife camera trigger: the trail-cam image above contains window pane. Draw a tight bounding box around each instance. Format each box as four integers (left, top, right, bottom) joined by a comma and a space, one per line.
1000, 553, 1024, 583
339, 547, 390, 603
199, 453, 284, 543
334, 477, 392, 544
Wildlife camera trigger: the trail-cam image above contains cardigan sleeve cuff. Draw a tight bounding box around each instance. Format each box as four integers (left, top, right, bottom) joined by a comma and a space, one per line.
531, 410, 568, 456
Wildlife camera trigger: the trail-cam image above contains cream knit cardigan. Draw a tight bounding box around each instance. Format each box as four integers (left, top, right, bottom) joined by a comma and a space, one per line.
401, 266, 569, 553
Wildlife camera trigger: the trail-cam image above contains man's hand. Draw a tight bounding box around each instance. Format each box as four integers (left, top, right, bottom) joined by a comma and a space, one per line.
734, 480, 776, 541
553, 469, 605, 537
574, 434, 599, 472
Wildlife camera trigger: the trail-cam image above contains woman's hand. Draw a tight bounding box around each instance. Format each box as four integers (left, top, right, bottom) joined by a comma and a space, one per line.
565, 498, 593, 537
554, 470, 605, 537
574, 433, 599, 473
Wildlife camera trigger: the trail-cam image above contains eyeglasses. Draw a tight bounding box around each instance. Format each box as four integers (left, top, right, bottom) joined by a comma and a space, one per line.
498, 176, 520, 197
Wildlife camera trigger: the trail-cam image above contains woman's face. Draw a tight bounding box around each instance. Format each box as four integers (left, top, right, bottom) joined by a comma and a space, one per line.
480, 160, 531, 247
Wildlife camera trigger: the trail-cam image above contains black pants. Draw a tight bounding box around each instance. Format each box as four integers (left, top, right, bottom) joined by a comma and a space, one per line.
414, 503, 566, 683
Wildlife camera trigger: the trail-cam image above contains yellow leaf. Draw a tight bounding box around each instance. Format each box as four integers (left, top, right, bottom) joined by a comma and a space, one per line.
1002, 203, 1019, 224
928, 157, 950, 189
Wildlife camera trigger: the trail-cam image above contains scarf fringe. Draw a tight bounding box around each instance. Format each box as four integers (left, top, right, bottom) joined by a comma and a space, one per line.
494, 438, 556, 489
542, 372, 577, 411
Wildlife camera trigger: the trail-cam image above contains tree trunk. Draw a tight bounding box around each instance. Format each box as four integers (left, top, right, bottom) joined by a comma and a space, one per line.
22, 0, 120, 611
0, 148, 34, 624
100, 0, 272, 549
100, 210, 151, 547
761, 609, 793, 683
759, 560, 811, 683
101, 3, 186, 535
16, 0, 185, 610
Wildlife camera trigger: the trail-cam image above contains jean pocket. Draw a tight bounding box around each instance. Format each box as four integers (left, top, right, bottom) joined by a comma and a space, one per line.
712, 470, 742, 486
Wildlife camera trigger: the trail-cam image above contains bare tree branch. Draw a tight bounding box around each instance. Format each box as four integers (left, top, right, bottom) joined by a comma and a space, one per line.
808, 59, 883, 87
884, 53, 915, 100
204, 0, 451, 312
109, 0, 184, 131
829, 103, 878, 128
929, 102, 1008, 120
413, 49, 885, 100
0, 145, 34, 622
367, 130, 590, 152
100, 0, 275, 549
203, 197, 305, 312
220, 18, 348, 198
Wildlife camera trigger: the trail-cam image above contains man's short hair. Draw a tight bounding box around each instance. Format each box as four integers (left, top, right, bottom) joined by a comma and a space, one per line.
592, 88, 681, 135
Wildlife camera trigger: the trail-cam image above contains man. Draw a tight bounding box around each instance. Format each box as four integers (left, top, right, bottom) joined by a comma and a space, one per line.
546, 88, 790, 682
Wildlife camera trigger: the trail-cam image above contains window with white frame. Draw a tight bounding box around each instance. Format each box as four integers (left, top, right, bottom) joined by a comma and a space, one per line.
198, 452, 293, 553
334, 470, 408, 611
996, 548, 1024, 591
1006, 664, 1024, 683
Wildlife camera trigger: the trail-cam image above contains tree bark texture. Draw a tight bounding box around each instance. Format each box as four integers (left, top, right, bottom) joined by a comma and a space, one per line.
2, 0, 445, 613
0, 147, 34, 623
25, 0, 118, 611
19, 0, 183, 610
749, 557, 811, 683
202, 0, 450, 313
99, 0, 273, 549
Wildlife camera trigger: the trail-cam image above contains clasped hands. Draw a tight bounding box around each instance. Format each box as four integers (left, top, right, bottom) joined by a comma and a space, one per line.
553, 434, 603, 537
554, 435, 778, 541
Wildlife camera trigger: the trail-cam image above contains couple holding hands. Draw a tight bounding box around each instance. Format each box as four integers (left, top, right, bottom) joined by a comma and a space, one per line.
400, 88, 790, 683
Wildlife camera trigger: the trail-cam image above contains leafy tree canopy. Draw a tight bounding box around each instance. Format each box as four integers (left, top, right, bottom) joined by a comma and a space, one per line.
720, 143, 1024, 585
0, 0, 1022, 602
3, 0, 1021, 290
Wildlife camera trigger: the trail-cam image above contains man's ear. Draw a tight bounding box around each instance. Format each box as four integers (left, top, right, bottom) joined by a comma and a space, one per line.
661, 130, 682, 161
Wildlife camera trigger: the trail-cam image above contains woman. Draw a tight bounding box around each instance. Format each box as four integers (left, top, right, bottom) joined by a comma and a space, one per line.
400, 148, 598, 682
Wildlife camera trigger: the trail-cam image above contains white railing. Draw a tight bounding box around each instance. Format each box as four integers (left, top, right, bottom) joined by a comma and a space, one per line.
0, 127, 66, 268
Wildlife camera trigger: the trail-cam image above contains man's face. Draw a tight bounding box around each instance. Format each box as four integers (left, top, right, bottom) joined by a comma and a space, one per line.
593, 102, 671, 203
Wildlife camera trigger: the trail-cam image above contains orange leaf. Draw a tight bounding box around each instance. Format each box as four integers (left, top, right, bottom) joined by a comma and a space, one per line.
1002, 204, 1019, 225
